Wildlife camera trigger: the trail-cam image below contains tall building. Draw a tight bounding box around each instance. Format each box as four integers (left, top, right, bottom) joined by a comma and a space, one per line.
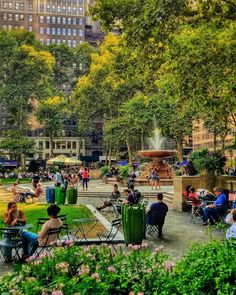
192, 121, 235, 151
0, 0, 85, 48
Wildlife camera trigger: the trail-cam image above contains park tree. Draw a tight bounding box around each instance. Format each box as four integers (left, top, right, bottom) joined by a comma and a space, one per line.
36, 96, 66, 157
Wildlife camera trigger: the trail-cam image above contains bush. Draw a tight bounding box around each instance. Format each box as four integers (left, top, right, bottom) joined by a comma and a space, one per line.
119, 164, 133, 177
190, 148, 226, 175
0, 241, 235, 295
99, 165, 110, 176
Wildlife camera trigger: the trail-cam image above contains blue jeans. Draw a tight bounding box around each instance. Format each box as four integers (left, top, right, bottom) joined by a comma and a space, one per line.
83, 178, 88, 190
21, 231, 39, 256
203, 207, 225, 223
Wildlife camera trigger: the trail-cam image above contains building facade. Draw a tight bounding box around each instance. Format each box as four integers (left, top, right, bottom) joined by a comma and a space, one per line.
0, 0, 85, 47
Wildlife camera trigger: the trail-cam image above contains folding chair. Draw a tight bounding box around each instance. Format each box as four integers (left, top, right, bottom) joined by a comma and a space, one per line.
0, 227, 22, 262
33, 227, 62, 260
97, 219, 121, 252
146, 224, 159, 238
36, 215, 67, 232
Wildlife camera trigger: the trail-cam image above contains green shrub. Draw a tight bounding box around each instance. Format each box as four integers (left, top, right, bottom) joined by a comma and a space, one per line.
0, 240, 235, 295
119, 164, 133, 177
99, 165, 109, 176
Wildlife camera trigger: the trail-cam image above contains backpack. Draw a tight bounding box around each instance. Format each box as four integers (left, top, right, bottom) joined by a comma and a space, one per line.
132, 189, 142, 204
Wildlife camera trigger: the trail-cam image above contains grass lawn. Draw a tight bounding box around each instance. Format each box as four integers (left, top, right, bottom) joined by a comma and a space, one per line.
0, 178, 32, 185
0, 203, 92, 233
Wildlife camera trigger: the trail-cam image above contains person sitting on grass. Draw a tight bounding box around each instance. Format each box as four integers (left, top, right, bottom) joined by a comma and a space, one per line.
11, 183, 26, 203
21, 204, 62, 260
146, 193, 168, 240
226, 212, 236, 240
96, 184, 121, 211
3, 202, 26, 262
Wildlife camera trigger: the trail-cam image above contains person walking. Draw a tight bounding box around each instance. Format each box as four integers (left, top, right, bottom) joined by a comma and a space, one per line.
82, 167, 89, 191
149, 168, 160, 190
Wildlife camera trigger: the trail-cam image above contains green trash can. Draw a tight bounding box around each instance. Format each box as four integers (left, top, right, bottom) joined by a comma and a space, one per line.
66, 188, 78, 204
55, 187, 66, 205
122, 204, 146, 245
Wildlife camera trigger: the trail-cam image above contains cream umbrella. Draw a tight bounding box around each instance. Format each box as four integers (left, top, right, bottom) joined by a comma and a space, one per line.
47, 155, 81, 166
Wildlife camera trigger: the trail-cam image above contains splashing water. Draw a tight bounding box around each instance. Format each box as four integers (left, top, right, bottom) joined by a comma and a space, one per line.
146, 128, 166, 150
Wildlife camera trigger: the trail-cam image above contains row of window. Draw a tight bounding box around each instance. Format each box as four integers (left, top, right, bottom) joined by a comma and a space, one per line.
39, 27, 83, 37
2, 24, 24, 30
40, 15, 83, 25
2, 2, 33, 11
3, 13, 25, 21
44, 0, 84, 4
39, 38, 83, 47
38, 141, 78, 150
39, 4, 83, 15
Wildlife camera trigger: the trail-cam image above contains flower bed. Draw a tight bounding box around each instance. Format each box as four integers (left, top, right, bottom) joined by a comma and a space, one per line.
0, 240, 235, 295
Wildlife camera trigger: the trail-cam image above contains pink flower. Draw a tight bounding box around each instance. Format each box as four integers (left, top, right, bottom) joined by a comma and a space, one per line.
137, 293, 144, 295
128, 292, 134, 295
132, 245, 141, 250
65, 239, 74, 246
51, 291, 63, 295
128, 244, 133, 249
56, 262, 69, 273
165, 261, 175, 272
91, 272, 100, 282
141, 242, 148, 248
108, 266, 116, 273
78, 265, 90, 275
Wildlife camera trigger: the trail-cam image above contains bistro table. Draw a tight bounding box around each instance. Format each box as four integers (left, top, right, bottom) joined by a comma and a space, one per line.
0, 224, 33, 262
73, 218, 98, 242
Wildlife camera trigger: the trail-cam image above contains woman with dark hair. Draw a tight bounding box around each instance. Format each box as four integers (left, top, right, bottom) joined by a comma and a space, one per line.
21, 204, 62, 259
82, 167, 89, 190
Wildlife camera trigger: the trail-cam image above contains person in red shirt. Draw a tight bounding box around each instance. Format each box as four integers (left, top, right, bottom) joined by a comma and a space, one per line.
187, 187, 202, 215
82, 168, 89, 191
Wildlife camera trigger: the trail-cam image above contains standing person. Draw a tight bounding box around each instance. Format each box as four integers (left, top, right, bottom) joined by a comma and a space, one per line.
82, 167, 89, 191
149, 168, 160, 190
32, 172, 40, 189
21, 204, 62, 260
96, 184, 121, 211
4, 202, 26, 262
54, 171, 63, 187
147, 193, 168, 239
127, 172, 136, 188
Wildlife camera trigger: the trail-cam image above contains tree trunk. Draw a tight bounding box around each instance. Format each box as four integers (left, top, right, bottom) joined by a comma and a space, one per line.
108, 141, 112, 168
20, 154, 26, 171
126, 138, 132, 163
50, 134, 54, 157
213, 133, 217, 152
78, 138, 82, 159
176, 140, 183, 162
141, 128, 144, 150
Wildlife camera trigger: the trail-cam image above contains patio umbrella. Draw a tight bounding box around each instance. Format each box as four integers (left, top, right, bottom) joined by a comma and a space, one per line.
47, 155, 82, 166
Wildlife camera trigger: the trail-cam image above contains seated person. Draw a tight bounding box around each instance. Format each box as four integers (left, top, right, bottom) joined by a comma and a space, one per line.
123, 188, 139, 205
187, 187, 202, 215
183, 185, 192, 200
11, 183, 26, 203
25, 183, 43, 200
21, 204, 62, 260
3, 202, 26, 262
202, 187, 227, 225
226, 212, 236, 240
225, 209, 236, 225
96, 184, 121, 211
147, 193, 168, 239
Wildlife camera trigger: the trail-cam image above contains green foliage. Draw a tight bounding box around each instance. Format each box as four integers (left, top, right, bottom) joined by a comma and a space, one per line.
0, 240, 235, 294
99, 165, 110, 176
190, 148, 226, 174
119, 164, 133, 177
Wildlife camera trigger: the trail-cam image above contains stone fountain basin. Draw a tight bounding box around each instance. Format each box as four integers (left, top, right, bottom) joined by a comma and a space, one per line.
138, 150, 176, 159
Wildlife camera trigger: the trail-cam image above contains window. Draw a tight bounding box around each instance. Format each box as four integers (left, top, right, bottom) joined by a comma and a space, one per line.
40, 4, 44, 12
15, 14, 19, 21
51, 39, 56, 43
3, 13, 7, 20
28, 25, 33, 32
72, 141, 77, 149
52, 16, 56, 24
73, 29, 76, 36
46, 27, 50, 34
46, 4, 50, 12
79, 7, 83, 15
67, 142, 71, 149
62, 28, 66, 36
52, 27, 56, 35
15, 2, 19, 10
68, 39, 72, 47
28, 3, 33, 10
62, 17, 66, 24
40, 16, 44, 23
57, 28, 61, 35
39, 38, 44, 43
46, 16, 50, 24
8, 14, 13, 21
62, 39, 66, 44
8, 2, 13, 9
38, 142, 43, 149
39, 27, 44, 35
62, 6, 66, 13
46, 141, 50, 149
19, 14, 24, 20
3, 2, 7, 9
68, 6, 71, 14
79, 29, 83, 37
57, 17, 61, 24
46, 39, 50, 45
20, 3, 24, 10
79, 18, 83, 25
67, 28, 71, 36
68, 17, 71, 25
52, 5, 56, 13
72, 7, 76, 14
57, 6, 61, 13
72, 18, 76, 25
72, 40, 76, 47
79, 0, 83, 4
28, 14, 33, 22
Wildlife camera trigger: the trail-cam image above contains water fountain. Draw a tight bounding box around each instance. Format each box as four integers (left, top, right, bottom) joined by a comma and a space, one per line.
137, 127, 176, 182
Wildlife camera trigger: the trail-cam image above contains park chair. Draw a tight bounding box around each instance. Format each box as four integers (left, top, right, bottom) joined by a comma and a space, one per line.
97, 219, 122, 252
0, 227, 22, 262
36, 214, 67, 232
146, 223, 159, 238
33, 227, 62, 260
